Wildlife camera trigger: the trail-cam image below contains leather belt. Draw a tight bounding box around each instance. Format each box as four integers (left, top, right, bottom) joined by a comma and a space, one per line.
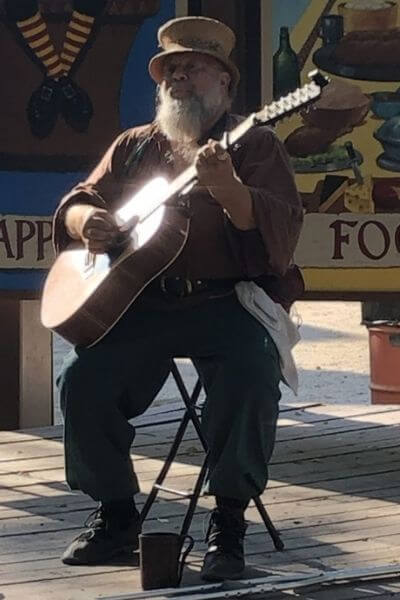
159, 276, 239, 298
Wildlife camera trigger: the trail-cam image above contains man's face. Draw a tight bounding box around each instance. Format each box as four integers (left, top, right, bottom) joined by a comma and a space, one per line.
156, 52, 231, 144
161, 53, 230, 101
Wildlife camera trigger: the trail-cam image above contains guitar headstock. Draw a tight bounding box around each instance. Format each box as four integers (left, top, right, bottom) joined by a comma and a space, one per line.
255, 70, 330, 126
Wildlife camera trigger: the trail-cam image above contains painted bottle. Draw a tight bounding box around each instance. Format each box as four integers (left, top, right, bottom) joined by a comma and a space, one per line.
273, 26, 300, 100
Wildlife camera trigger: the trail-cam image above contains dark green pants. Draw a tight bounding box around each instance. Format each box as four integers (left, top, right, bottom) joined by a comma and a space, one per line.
58, 292, 282, 502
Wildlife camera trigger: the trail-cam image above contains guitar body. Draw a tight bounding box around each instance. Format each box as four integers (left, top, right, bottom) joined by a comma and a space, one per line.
41, 205, 190, 347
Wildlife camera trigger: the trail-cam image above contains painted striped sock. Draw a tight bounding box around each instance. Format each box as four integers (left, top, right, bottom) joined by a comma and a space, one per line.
60, 10, 95, 75
16, 11, 64, 79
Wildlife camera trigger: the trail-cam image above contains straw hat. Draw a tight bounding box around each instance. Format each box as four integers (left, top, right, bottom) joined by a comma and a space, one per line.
148, 16, 240, 90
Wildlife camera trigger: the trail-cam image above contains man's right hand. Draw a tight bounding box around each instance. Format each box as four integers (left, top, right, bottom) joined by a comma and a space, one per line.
65, 204, 122, 254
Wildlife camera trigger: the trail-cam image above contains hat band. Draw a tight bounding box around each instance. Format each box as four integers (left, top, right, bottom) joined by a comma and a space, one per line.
170, 37, 226, 55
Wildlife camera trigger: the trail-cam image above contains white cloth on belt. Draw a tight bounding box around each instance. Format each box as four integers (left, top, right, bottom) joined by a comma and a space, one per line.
235, 281, 301, 395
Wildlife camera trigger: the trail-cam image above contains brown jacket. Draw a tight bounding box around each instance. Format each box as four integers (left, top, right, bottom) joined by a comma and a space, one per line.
53, 113, 304, 307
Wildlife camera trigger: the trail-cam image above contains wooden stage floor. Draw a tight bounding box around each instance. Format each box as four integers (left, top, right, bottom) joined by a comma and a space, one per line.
1, 401, 400, 599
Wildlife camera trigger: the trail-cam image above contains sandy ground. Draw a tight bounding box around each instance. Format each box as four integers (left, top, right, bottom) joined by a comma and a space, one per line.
52, 301, 370, 425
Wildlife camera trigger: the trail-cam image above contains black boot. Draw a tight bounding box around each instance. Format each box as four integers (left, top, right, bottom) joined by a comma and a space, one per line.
201, 503, 247, 582
59, 75, 93, 133
62, 500, 141, 565
27, 77, 60, 138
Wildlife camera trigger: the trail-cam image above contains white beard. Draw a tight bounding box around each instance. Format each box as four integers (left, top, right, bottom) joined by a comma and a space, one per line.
156, 83, 226, 147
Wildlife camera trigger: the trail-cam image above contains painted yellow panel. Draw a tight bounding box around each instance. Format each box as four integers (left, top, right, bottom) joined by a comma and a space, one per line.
303, 267, 400, 292
272, 0, 400, 293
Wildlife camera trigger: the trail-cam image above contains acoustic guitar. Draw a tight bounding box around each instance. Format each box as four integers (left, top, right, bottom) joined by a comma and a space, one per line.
41, 70, 329, 347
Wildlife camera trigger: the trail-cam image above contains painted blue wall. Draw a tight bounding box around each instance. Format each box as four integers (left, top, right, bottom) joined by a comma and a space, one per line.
120, 0, 175, 128
0, 0, 175, 291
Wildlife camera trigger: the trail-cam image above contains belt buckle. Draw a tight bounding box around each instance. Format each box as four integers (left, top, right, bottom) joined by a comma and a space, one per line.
183, 278, 193, 296
160, 276, 193, 298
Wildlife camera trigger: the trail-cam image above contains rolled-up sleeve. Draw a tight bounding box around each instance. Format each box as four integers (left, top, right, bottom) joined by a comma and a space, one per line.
52, 131, 133, 254
232, 126, 303, 277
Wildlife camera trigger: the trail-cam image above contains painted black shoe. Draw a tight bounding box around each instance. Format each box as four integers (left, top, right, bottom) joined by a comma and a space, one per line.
201, 508, 247, 582
59, 76, 93, 133
61, 506, 141, 565
27, 77, 60, 139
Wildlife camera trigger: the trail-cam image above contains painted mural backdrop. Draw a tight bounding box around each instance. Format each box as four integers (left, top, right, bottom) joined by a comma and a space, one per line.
274, 0, 400, 293
0, 0, 174, 288
0, 0, 160, 171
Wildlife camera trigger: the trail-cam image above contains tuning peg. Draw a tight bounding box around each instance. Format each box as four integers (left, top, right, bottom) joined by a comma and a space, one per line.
308, 69, 330, 89
266, 106, 276, 119
290, 90, 302, 107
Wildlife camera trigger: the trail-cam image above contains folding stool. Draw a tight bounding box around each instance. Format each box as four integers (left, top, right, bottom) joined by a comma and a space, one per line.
139, 359, 284, 550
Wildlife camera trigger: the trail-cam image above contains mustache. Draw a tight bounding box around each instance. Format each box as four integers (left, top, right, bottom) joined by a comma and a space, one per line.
157, 86, 198, 107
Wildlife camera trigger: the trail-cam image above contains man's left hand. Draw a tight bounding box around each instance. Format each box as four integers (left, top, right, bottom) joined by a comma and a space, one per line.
194, 139, 256, 230
195, 139, 235, 187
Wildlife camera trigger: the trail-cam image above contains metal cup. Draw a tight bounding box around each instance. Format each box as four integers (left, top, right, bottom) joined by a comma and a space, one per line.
139, 532, 194, 590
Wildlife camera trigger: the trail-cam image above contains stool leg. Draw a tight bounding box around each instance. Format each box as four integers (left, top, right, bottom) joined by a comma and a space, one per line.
253, 495, 284, 551
171, 361, 206, 449
180, 454, 209, 538
140, 361, 203, 525
139, 408, 191, 524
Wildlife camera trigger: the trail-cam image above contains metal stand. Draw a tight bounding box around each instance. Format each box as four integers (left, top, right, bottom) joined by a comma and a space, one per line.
140, 360, 284, 550
105, 565, 400, 600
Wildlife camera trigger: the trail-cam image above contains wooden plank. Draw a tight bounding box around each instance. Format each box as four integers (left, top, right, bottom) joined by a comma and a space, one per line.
2, 496, 400, 559
1, 554, 399, 597
0, 512, 400, 584
2, 400, 393, 447
0, 568, 146, 600
275, 415, 400, 444
129, 401, 322, 429
0, 481, 398, 525
265, 474, 400, 505
0, 445, 398, 498
2, 497, 400, 546
1, 464, 399, 508
0, 426, 63, 445
2, 409, 399, 474
0, 406, 397, 461
0, 402, 319, 444
0, 510, 398, 589
297, 405, 400, 419
91, 408, 400, 454
0, 451, 205, 477
274, 426, 400, 460
1, 484, 399, 547
4, 534, 398, 591
1, 482, 399, 535
1, 418, 398, 468
2, 429, 399, 479
245, 538, 399, 566
0, 398, 321, 443
1, 523, 399, 590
